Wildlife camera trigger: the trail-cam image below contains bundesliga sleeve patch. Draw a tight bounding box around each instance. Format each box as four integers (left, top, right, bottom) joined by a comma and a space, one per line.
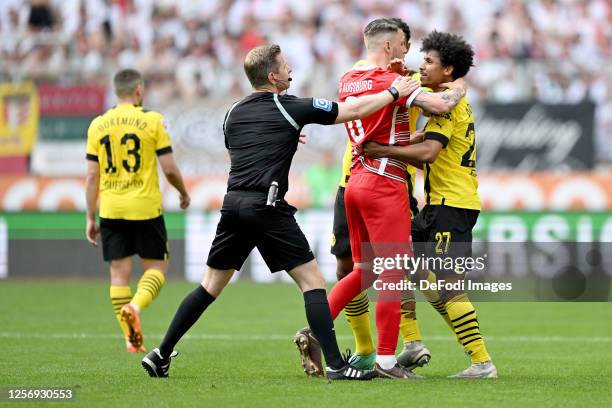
313, 98, 332, 112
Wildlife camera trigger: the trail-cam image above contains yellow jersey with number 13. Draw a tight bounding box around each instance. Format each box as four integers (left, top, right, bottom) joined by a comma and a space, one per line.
423, 96, 480, 210
86, 104, 173, 220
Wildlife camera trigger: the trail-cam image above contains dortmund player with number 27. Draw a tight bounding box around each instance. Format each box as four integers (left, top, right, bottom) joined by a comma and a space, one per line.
85, 69, 190, 353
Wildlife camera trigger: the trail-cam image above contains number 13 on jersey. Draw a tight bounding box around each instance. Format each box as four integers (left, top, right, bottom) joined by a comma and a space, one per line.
100, 133, 142, 174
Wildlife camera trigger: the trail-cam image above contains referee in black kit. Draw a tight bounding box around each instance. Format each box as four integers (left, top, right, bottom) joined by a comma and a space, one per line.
142, 44, 419, 380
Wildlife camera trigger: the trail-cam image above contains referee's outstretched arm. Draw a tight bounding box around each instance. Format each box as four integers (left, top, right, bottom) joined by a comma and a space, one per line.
334, 76, 420, 124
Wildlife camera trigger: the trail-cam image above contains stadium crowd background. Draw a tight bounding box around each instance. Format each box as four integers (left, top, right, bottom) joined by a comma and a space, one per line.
1, 0, 611, 167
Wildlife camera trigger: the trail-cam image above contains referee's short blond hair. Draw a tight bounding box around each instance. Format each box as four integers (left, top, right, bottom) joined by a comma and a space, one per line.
113, 69, 143, 98
244, 44, 282, 88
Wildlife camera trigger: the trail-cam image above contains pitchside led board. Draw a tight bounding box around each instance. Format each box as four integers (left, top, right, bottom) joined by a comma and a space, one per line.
477, 102, 595, 171
1, 210, 611, 301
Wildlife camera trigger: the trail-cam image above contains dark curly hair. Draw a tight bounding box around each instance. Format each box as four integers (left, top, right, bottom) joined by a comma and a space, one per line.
420, 31, 474, 79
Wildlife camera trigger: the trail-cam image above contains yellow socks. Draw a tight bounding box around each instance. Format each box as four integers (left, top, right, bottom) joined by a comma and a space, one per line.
110, 285, 132, 340
131, 269, 165, 311
399, 299, 422, 343
420, 271, 453, 328
344, 291, 375, 356
445, 293, 491, 364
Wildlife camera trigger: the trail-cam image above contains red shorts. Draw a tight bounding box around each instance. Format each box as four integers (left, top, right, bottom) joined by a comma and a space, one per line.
345, 172, 412, 263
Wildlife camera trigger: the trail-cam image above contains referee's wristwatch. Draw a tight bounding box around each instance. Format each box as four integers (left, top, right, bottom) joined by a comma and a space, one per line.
387, 86, 400, 101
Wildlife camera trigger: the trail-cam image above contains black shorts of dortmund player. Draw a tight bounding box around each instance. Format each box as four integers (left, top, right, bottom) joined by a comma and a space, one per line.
411, 204, 479, 276
100, 216, 168, 261
331, 179, 420, 258
207, 191, 315, 272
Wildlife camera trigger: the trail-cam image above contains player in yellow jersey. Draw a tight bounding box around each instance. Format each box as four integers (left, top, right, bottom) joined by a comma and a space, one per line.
364, 31, 497, 378
85, 69, 190, 353
331, 18, 468, 372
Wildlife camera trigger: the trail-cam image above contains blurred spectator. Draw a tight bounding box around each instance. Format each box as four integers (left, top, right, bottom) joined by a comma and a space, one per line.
0, 0, 610, 162
2, 0, 609, 101
27, 0, 56, 32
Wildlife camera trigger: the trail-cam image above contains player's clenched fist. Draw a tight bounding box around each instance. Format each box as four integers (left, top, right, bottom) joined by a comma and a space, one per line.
179, 193, 191, 210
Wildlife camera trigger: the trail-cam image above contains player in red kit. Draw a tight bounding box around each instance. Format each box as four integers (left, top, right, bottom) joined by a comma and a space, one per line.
324, 18, 467, 379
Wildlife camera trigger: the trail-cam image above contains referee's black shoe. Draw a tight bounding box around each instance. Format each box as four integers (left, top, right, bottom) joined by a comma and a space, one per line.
142, 348, 178, 378
326, 363, 377, 381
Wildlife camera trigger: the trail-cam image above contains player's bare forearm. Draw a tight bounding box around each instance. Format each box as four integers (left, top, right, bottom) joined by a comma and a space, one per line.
440, 86, 465, 108
85, 178, 98, 220
362, 142, 392, 160
386, 144, 429, 162
85, 166, 99, 221
158, 152, 190, 208
412, 78, 466, 114
406, 158, 425, 169
367, 144, 423, 165
388, 140, 443, 163
158, 153, 187, 195
412, 87, 464, 114
363, 140, 442, 164
166, 171, 187, 196
84, 161, 100, 245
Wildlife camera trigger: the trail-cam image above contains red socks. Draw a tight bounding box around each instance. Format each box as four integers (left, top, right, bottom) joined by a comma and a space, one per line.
375, 299, 400, 355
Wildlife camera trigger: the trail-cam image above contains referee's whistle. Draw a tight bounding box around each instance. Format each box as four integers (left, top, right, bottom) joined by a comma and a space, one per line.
266, 181, 279, 207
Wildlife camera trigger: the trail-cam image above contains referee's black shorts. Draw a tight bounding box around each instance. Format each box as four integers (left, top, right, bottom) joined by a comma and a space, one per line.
207, 191, 314, 273
331, 180, 420, 259
100, 216, 168, 261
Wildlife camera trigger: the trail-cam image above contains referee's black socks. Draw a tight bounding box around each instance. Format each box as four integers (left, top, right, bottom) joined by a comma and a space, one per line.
159, 285, 216, 358
303, 289, 345, 370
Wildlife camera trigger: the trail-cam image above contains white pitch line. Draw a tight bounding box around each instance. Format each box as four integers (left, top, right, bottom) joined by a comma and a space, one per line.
0, 332, 610, 343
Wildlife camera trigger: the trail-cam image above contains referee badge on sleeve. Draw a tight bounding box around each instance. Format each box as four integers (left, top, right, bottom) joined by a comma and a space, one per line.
313, 98, 332, 112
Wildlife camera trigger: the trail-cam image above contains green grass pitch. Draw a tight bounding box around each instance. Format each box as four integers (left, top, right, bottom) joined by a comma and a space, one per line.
1, 281, 611, 407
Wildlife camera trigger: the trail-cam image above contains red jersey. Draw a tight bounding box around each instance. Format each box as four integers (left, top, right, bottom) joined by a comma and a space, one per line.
338, 66, 416, 184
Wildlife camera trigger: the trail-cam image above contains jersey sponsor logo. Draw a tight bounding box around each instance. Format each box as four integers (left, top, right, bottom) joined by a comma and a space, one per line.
313, 98, 332, 112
